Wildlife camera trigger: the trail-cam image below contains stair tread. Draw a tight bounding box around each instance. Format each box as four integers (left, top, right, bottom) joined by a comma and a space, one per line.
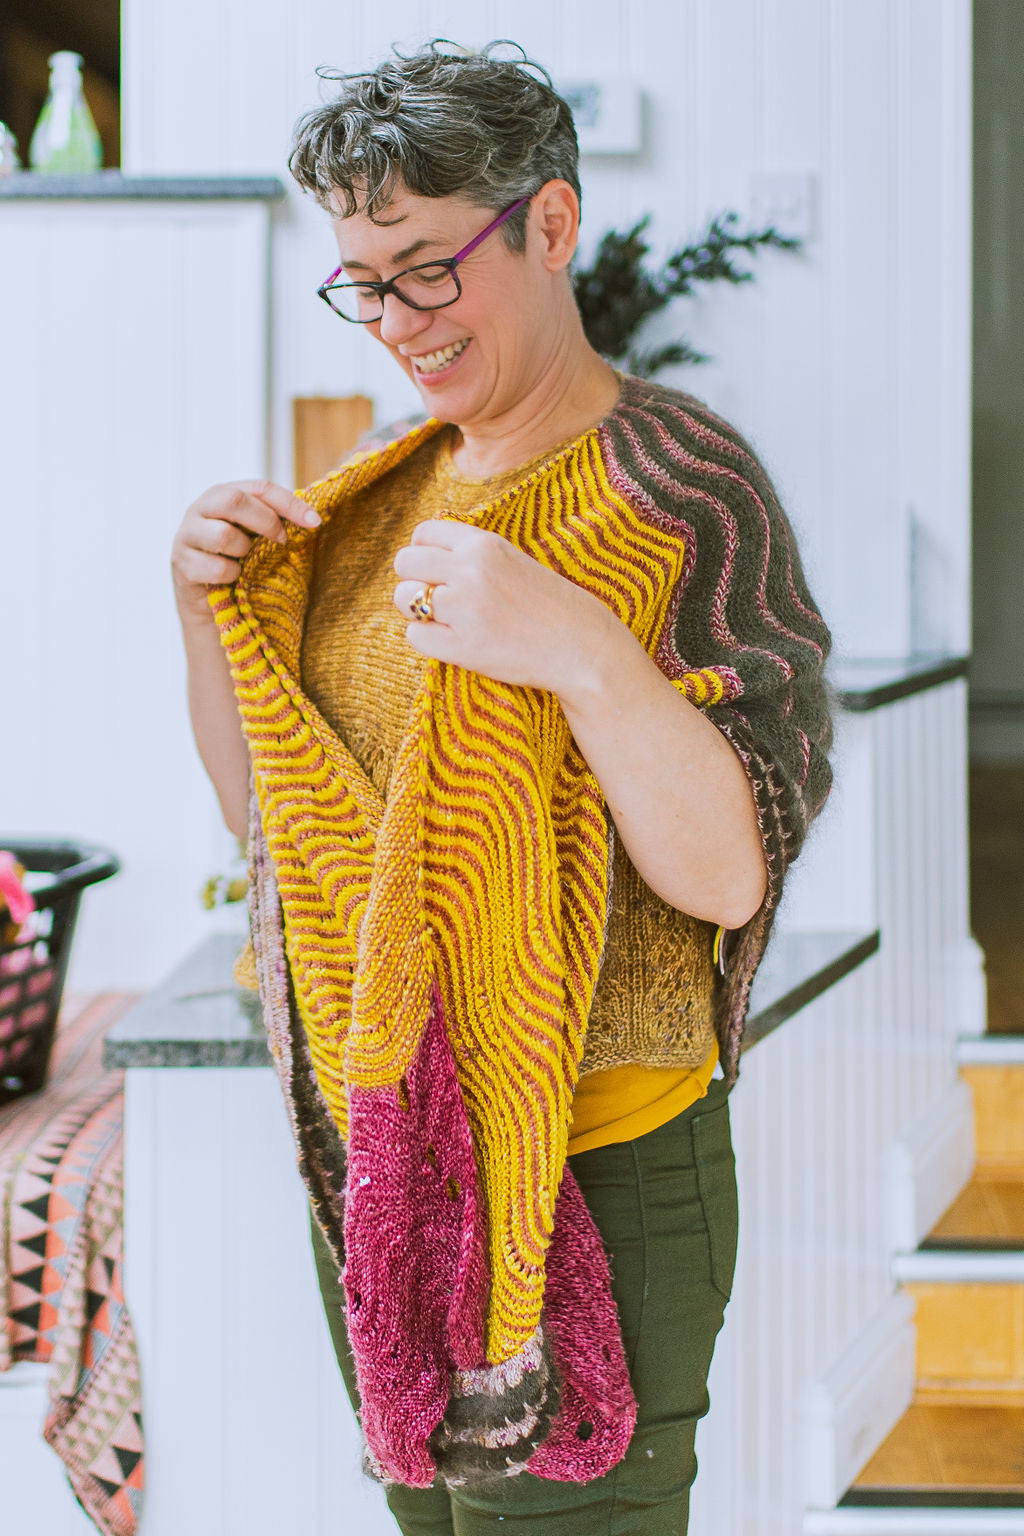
852, 1404, 1024, 1495
928, 1172, 1024, 1245
927, 1161, 1024, 1247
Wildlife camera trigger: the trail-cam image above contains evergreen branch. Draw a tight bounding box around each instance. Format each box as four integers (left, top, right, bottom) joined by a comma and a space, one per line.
628, 340, 709, 376
572, 209, 803, 378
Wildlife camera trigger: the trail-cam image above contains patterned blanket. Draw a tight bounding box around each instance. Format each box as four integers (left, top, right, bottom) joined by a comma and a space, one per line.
0, 992, 144, 1535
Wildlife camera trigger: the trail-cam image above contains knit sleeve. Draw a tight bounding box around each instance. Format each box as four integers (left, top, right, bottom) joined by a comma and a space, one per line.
601, 382, 835, 1078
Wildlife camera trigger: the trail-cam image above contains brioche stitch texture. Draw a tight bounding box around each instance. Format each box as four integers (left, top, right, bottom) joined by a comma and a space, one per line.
299, 428, 722, 1081
210, 373, 833, 1486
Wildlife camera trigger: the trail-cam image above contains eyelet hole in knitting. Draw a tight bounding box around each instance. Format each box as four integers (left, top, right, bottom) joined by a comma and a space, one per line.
425, 1144, 438, 1168
445, 1176, 460, 1200
397, 1076, 411, 1112
576, 1421, 594, 1441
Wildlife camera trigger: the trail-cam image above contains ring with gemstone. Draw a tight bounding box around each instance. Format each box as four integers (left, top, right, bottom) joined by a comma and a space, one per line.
410, 584, 437, 622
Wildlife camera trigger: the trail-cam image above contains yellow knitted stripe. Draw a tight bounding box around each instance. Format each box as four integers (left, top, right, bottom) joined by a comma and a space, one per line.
210, 581, 382, 1139
209, 424, 693, 1363
411, 441, 686, 1355
672, 667, 728, 706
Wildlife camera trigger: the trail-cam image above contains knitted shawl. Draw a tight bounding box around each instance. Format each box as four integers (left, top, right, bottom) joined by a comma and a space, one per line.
208, 374, 833, 1489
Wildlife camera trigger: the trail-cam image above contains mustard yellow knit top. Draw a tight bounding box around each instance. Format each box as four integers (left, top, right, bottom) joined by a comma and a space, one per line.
299, 427, 718, 1153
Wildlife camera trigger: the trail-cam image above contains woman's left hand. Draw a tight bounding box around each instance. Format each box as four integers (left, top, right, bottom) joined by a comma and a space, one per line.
392, 519, 620, 699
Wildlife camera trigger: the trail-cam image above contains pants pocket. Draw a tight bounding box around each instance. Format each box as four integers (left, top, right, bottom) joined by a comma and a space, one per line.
691, 1097, 739, 1303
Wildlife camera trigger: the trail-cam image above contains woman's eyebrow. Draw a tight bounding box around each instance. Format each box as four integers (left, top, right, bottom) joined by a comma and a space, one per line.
341, 235, 444, 273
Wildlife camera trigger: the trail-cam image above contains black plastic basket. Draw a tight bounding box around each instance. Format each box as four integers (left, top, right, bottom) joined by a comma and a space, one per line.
0, 837, 120, 1108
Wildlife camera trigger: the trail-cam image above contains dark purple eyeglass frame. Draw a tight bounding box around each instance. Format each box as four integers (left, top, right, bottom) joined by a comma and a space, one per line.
317, 195, 532, 322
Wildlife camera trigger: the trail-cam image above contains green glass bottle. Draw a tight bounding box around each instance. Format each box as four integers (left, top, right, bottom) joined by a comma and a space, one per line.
29, 52, 102, 174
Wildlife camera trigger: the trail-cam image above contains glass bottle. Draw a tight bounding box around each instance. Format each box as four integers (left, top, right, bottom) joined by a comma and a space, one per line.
29, 52, 102, 174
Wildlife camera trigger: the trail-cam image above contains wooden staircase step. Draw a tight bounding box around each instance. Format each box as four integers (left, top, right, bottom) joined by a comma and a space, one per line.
925, 1168, 1024, 1248
848, 1401, 1024, 1502
956, 1059, 1024, 1165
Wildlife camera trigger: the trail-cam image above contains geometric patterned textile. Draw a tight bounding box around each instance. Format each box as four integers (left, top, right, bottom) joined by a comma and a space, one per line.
0, 991, 144, 1535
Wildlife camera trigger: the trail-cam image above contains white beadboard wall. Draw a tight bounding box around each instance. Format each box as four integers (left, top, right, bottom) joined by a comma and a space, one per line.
692, 681, 973, 1536
122, 0, 972, 662
0, 200, 269, 988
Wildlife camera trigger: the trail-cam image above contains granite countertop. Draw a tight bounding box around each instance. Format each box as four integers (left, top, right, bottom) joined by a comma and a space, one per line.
103, 927, 880, 1070
0, 171, 286, 201
829, 653, 968, 711
104, 934, 270, 1069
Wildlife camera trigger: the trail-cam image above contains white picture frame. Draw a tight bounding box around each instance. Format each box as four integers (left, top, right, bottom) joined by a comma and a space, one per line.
557, 78, 644, 156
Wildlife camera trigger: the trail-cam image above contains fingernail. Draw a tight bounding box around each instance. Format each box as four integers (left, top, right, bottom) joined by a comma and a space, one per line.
305, 510, 321, 526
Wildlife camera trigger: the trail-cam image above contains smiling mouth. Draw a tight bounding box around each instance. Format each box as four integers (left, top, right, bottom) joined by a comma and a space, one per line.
410, 338, 471, 375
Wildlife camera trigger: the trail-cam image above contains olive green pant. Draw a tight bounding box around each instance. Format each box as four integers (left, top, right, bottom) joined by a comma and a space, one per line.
310, 1075, 738, 1536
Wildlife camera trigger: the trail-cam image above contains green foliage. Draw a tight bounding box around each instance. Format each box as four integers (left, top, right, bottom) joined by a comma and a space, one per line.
200, 836, 248, 909
572, 211, 803, 378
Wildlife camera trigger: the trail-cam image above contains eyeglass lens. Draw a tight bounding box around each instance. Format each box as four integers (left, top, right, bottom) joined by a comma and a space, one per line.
325, 263, 460, 322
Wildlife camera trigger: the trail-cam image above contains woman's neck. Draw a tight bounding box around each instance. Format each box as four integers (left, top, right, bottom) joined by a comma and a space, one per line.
448, 332, 621, 481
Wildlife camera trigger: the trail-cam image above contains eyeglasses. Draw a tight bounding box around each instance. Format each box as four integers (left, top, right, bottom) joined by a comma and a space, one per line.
317, 195, 532, 324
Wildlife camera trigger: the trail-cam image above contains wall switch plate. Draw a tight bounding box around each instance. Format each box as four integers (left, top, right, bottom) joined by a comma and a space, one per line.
748, 172, 818, 240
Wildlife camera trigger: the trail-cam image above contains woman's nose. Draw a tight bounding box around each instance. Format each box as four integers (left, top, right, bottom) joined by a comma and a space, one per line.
376, 292, 432, 349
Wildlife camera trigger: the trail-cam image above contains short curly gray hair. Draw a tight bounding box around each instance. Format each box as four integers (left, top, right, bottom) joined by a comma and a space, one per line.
288, 39, 581, 252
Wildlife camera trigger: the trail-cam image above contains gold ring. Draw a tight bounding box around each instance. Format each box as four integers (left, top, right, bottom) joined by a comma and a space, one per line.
410, 583, 437, 622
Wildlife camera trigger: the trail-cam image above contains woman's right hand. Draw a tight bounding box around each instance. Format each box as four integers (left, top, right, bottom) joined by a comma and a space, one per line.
171, 479, 322, 621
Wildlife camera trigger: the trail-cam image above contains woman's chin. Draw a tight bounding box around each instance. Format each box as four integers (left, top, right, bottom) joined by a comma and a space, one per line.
411, 369, 483, 422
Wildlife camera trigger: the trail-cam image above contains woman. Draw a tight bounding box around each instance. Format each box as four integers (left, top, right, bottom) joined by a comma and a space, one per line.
170, 41, 833, 1536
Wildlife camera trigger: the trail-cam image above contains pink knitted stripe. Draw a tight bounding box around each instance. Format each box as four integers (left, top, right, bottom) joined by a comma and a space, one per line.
342, 987, 489, 1486
604, 417, 799, 677
662, 403, 828, 635
526, 1163, 637, 1481
342, 982, 637, 1486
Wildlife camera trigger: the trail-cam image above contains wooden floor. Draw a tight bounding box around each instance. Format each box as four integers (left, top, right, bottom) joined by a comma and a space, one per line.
846, 762, 1024, 1509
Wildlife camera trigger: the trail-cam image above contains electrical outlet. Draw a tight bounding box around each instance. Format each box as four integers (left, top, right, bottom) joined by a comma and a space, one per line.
748, 172, 817, 240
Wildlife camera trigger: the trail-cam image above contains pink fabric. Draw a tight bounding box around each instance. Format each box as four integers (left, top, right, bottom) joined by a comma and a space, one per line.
0, 851, 35, 928
343, 986, 490, 1486
526, 1169, 637, 1481
342, 984, 636, 1486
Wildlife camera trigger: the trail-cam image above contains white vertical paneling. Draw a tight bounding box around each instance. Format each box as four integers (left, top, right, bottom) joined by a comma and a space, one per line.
121, 0, 971, 657
0, 200, 270, 989
692, 679, 972, 1536
755, 0, 829, 586
123, 1068, 396, 1536
823, 0, 902, 655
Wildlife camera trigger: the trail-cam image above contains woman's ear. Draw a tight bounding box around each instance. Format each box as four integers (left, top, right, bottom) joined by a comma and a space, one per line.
529, 180, 580, 273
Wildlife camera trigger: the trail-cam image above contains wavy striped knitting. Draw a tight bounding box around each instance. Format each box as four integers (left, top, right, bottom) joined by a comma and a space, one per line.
208, 374, 834, 1484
